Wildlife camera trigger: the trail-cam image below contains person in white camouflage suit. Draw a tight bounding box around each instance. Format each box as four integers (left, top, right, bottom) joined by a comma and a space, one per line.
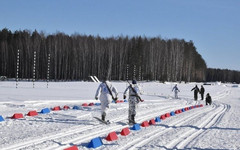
123, 80, 142, 124
95, 78, 118, 121
172, 84, 180, 99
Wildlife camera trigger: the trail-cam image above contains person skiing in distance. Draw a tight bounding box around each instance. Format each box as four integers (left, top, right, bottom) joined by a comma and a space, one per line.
172, 84, 180, 99
200, 85, 205, 100
205, 93, 212, 105
123, 79, 142, 125
95, 77, 118, 122
191, 85, 200, 101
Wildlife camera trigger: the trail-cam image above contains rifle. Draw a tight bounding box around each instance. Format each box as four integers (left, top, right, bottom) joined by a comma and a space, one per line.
127, 80, 144, 102
104, 81, 117, 103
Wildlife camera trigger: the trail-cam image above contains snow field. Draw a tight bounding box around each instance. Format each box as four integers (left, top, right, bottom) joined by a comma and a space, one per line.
1, 98, 200, 149
0, 81, 239, 150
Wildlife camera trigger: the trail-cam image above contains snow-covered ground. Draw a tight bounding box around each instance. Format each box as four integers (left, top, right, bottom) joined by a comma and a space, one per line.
0, 81, 239, 150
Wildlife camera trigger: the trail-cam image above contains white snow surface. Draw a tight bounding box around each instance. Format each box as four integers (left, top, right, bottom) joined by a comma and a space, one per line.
0, 81, 240, 150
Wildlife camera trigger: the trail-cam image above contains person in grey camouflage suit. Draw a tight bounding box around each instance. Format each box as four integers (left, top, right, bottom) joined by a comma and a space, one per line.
123, 80, 141, 124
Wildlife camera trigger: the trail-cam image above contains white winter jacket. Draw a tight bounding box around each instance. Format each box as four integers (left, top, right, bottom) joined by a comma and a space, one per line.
95, 81, 118, 103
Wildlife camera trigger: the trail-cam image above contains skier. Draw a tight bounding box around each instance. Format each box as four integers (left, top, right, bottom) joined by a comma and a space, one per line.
172, 84, 180, 99
95, 77, 118, 122
123, 79, 143, 125
200, 85, 205, 100
205, 93, 212, 105
191, 85, 200, 101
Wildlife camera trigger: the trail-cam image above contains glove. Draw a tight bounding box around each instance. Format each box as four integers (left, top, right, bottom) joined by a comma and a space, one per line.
123, 95, 126, 99
113, 97, 117, 103
140, 99, 144, 102
95, 96, 98, 100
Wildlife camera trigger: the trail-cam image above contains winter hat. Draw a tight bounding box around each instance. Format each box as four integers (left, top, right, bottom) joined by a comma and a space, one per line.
132, 80, 137, 84
102, 76, 108, 82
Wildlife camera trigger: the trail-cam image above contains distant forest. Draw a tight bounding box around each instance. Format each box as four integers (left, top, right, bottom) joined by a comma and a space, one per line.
206, 68, 240, 83
0, 28, 239, 83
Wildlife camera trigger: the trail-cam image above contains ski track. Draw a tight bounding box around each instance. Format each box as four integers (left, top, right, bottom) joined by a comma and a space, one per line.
39, 102, 186, 150
181, 103, 231, 149
167, 103, 229, 149
113, 89, 231, 150
117, 104, 215, 150
123, 96, 230, 149
1, 86, 231, 150
175, 103, 230, 149
2, 99, 185, 150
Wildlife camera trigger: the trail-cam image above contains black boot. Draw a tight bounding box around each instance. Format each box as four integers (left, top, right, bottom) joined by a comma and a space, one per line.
128, 114, 134, 125
102, 115, 105, 121
128, 118, 133, 124
131, 115, 136, 124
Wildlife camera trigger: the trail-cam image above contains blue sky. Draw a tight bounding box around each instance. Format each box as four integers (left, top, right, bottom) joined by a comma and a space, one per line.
1, 0, 239, 71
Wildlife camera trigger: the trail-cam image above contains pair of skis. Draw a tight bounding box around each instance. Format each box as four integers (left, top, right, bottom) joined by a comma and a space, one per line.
94, 117, 137, 125
93, 117, 111, 125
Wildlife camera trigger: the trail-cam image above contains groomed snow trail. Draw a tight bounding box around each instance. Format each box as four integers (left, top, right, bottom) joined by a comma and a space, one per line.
0, 81, 239, 150
1, 99, 184, 150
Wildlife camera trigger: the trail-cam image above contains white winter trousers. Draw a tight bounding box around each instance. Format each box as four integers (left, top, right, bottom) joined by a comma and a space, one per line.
100, 94, 112, 116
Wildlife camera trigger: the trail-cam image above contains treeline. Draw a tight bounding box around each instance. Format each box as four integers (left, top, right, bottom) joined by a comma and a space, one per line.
206, 68, 240, 83
1, 28, 207, 82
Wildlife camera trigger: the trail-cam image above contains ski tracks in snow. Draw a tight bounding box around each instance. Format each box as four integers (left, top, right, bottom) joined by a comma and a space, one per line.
48, 102, 185, 150
123, 102, 230, 150
166, 102, 230, 149
2, 100, 184, 150
117, 104, 215, 150
113, 87, 230, 149
2, 87, 231, 150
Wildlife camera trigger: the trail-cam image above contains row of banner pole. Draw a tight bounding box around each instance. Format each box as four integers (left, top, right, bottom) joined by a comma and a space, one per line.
15, 50, 51, 88
126, 64, 142, 81
15, 49, 142, 88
